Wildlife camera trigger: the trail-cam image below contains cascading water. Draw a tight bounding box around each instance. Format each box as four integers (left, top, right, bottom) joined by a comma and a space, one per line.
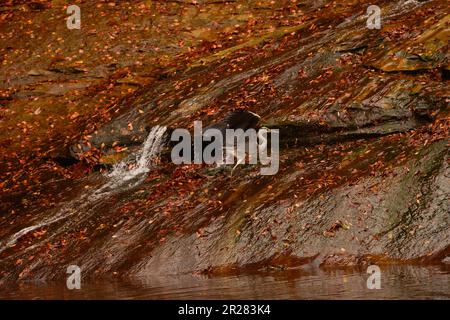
105, 125, 167, 188
0, 126, 167, 254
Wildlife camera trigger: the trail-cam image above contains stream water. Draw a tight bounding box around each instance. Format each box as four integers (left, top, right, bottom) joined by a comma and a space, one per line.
0, 265, 448, 299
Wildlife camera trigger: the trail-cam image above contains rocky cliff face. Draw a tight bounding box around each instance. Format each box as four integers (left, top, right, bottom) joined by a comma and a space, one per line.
0, 0, 448, 281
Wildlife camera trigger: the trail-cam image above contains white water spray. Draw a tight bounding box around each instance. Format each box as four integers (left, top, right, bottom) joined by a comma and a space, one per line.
0, 126, 167, 253
106, 125, 167, 186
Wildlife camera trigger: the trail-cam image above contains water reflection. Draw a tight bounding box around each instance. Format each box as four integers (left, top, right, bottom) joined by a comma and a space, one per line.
0, 265, 449, 300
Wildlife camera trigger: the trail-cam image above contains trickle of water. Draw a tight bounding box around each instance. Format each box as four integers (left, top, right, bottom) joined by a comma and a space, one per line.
106, 125, 167, 184
0, 126, 167, 253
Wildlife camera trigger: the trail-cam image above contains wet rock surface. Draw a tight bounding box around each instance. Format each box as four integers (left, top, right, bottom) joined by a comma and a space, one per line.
0, 0, 448, 282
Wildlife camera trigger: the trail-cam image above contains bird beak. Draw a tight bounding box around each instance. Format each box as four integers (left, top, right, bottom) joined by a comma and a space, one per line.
248, 111, 261, 120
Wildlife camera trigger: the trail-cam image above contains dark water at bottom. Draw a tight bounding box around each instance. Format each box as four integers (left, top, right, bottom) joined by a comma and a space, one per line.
0, 265, 449, 300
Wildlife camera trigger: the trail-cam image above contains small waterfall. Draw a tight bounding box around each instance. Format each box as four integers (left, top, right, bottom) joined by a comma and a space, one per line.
106, 125, 167, 186
0, 126, 167, 253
